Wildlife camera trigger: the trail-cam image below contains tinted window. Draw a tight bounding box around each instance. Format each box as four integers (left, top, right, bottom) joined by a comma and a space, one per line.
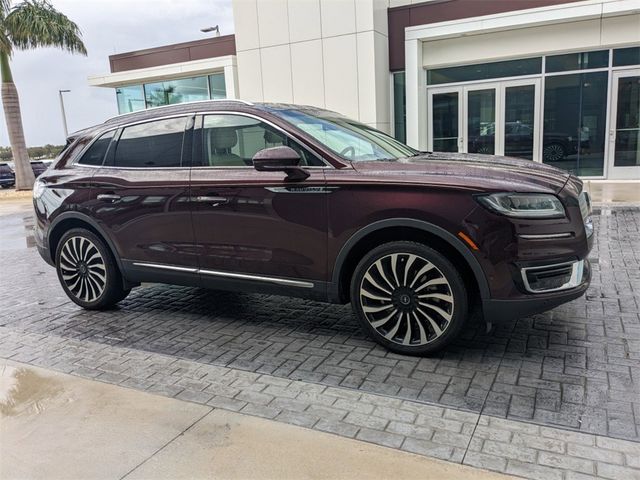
543, 72, 608, 176
77, 130, 115, 166
200, 114, 323, 167
427, 58, 541, 85
613, 47, 640, 67
113, 117, 187, 168
545, 50, 609, 73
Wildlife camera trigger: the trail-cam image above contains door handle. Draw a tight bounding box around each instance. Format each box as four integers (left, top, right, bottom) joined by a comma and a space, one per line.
97, 193, 121, 203
193, 195, 229, 207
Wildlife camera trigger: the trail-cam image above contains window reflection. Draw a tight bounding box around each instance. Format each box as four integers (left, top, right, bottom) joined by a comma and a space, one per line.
116, 85, 145, 114
115, 73, 228, 113
543, 72, 608, 176
145, 76, 209, 108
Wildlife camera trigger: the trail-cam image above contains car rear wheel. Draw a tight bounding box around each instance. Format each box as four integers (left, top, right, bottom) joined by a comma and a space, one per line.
543, 143, 566, 162
350, 241, 468, 355
55, 228, 130, 310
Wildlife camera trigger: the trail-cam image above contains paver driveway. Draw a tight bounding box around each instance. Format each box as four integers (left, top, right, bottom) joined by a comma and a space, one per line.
1, 200, 639, 479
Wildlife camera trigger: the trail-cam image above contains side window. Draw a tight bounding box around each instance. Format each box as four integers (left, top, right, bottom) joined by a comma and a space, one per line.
77, 131, 115, 166
112, 117, 187, 168
200, 114, 323, 167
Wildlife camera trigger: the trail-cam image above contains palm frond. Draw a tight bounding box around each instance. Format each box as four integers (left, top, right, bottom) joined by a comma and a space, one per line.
5, 1, 87, 55
0, 0, 10, 17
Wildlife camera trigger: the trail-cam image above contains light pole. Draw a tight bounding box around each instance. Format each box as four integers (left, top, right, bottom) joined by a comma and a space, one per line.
58, 89, 70, 138
200, 25, 220, 36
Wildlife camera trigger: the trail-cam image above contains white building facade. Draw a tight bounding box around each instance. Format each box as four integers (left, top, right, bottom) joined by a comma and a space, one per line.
89, 0, 640, 180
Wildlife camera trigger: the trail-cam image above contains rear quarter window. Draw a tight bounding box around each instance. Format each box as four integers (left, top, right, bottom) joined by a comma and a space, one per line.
77, 130, 115, 166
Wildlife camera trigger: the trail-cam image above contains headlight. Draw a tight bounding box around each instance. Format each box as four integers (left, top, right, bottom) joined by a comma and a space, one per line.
33, 179, 46, 199
476, 193, 566, 219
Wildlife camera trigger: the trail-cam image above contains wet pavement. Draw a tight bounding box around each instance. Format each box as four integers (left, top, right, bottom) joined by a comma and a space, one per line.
1, 198, 639, 479
1, 360, 512, 480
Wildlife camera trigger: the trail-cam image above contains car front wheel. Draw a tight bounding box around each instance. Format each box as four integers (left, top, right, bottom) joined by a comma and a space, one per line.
55, 228, 130, 309
350, 241, 468, 355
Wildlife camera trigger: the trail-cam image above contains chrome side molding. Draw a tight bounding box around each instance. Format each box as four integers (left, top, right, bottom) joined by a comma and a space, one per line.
132, 262, 314, 289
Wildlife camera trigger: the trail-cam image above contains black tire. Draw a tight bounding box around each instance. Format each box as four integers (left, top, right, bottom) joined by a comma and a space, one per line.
350, 241, 468, 356
55, 228, 130, 310
1, 184, 12, 189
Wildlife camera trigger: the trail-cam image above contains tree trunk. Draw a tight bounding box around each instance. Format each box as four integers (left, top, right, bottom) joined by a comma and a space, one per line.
1, 51, 35, 190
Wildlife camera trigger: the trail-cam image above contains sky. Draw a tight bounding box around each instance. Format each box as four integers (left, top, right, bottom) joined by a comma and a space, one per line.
0, 0, 235, 147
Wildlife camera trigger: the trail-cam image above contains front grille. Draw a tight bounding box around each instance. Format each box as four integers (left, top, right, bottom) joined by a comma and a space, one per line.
521, 260, 585, 293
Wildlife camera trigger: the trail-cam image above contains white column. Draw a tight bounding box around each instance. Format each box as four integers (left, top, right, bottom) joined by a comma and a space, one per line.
223, 64, 239, 100
405, 37, 425, 150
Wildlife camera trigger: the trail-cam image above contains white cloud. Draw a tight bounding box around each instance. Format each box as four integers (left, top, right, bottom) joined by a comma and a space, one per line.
0, 0, 234, 146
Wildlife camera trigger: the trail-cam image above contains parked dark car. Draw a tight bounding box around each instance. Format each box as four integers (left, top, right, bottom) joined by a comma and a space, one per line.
30, 160, 48, 177
33, 100, 593, 355
468, 122, 580, 162
0, 162, 14, 188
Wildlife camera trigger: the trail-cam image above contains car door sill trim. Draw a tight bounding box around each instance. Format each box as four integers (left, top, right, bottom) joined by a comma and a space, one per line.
132, 262, 198, 273
132, 262, 314, 288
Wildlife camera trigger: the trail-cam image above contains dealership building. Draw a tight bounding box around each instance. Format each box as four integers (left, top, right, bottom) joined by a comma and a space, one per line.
88, 0, 640, 180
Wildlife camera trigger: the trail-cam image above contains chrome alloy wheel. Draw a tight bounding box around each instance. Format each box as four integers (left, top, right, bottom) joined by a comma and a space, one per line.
59, 236, 107, 303
359, 253, 454, 346
543, 144, 564, 162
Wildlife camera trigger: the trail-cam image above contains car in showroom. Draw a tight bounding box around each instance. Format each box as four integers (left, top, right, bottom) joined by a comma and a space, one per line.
33, 100, 593, 355
468, 122, 580, 162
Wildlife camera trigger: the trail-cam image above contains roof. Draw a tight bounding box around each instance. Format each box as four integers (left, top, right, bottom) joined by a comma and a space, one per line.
68, 100, 344, 139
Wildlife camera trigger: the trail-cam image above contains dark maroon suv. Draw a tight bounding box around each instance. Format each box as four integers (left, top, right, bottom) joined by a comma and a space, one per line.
33, 100, 593, 355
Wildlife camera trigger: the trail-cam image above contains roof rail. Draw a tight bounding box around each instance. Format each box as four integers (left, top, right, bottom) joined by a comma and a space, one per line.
104, 98, 254, 123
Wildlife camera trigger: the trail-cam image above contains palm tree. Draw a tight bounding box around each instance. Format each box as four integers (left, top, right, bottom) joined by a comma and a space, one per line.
1, 0, 86, 190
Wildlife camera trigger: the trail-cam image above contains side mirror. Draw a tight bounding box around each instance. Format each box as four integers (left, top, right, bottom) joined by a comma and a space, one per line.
252, 146, 310, 182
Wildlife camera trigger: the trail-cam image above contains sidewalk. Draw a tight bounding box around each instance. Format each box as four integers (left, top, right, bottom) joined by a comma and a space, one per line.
1, 360, 513, 480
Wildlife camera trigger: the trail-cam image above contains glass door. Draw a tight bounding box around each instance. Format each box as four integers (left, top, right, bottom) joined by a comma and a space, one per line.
608, 69, 640, 179
464, 83, 499, 156
428, 79, 540, 160
428, 87, 462, 152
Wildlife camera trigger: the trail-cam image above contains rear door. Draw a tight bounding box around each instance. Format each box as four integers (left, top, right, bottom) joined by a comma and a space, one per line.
88, 115, 197, 276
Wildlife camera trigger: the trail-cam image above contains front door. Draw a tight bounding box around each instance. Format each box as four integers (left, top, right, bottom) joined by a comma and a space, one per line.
428, 79, 540, 161
190, 113, 328, 290
608, 69, 640, 180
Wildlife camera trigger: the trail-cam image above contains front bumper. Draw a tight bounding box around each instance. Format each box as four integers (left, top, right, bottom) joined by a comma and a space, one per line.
34, 220, 54, 266
482, 258, 591, 323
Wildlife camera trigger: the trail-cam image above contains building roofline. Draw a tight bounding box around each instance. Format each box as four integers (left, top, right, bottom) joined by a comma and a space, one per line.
108, 34, 236, 73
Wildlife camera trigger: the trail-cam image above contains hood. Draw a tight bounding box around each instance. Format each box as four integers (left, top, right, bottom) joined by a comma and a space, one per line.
351, 152, 572, 194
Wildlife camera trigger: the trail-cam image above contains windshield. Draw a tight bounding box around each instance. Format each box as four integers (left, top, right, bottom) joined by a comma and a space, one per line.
272, 109, 417, 161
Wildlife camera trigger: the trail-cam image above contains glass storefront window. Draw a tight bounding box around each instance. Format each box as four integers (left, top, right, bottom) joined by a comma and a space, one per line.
393, 72, 406, 143
543, 71, 608, 176
209, 73, 226, 99
613, 76, 640, 167
504, 85, 536, 160
144, 76, 209, 108
427, 57, 541, 85
116, 85, 145, 114
613, 47, 640, 67
546, 50, 609, 73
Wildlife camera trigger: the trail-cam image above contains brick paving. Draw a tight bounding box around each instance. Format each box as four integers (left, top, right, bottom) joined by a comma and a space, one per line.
0, 202, 639, 479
